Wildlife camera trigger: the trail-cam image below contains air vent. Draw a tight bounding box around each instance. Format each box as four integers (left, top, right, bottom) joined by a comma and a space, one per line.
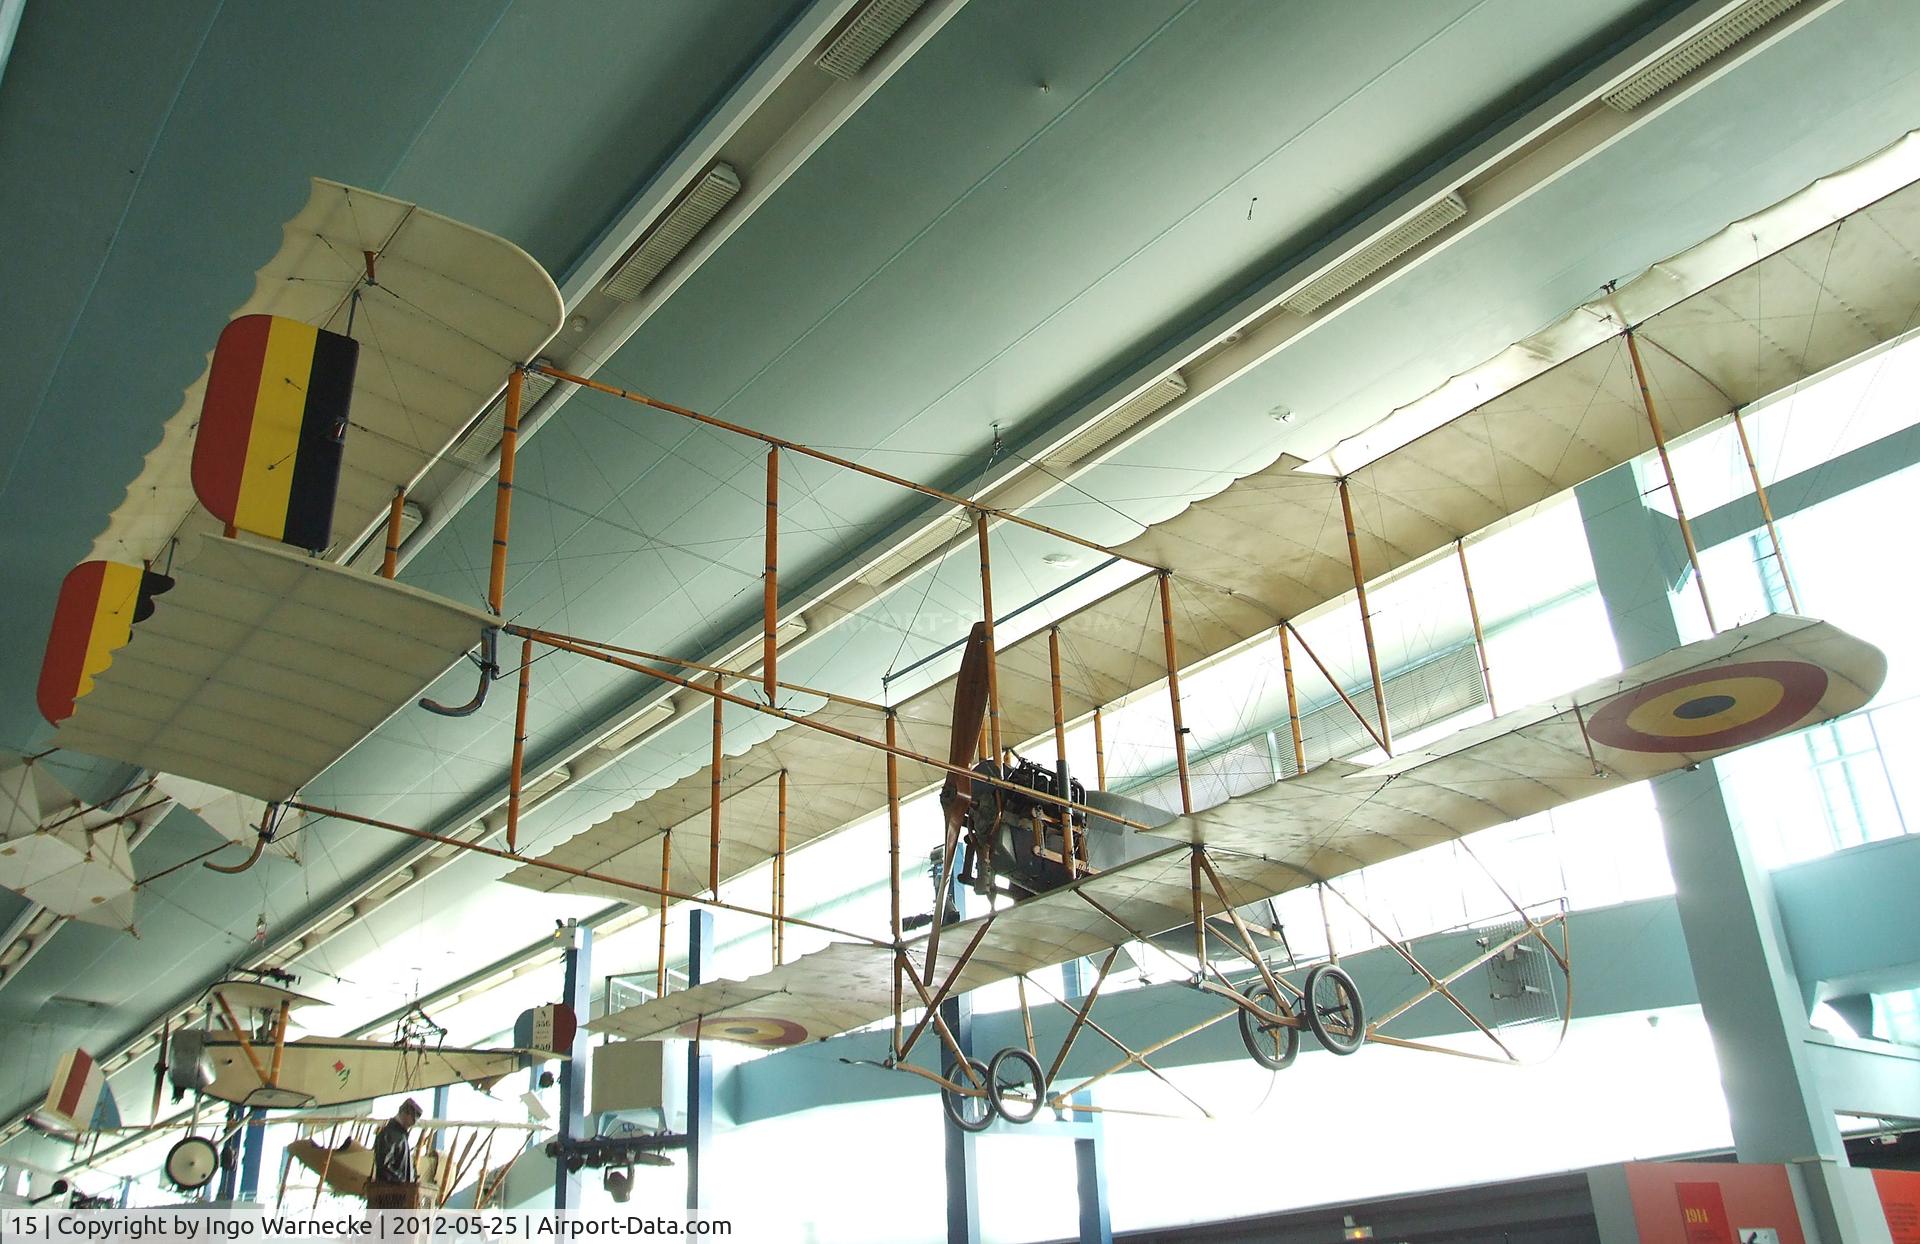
450, 367, 560, 466
815, 0, 926, 80
1045, 373, 1188, 467
1602, 0, 1806, 111
1283, 194, 1467, 317
859, 512, 970, 589
602, 163, 742, 302
601, 700, 677, 754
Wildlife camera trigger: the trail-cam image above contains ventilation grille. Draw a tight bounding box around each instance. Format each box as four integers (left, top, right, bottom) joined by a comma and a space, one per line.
346, 500, 425, 572
450, 368, 560, 466
602, 163, 742, 302
1045, 373, 1189, 467
859, 512, 969, 588
601, 699, 677, 753
1283, 193, 1467, 317
815, 0, 926, 80
1603, 0, 1807, 111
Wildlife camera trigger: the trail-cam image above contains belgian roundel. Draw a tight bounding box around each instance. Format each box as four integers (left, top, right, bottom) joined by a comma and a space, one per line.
191, 314, 358, 552
1586, 659, 1829, 755
37, 561, 175, 724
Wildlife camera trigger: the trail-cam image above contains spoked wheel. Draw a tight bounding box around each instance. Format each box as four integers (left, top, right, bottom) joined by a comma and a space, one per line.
1303, 963, 1367, 1055
941, 1056, 996, 1133
986, 1047, 1046, 1123
1237, 982, 1300, 1070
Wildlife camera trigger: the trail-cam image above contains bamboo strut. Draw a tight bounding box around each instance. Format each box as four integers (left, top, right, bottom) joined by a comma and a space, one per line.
774, 770, 788, 967
1455, 539, 1497, 715
380, 490, 407, 578
487, 369, 524, 615
267, 1000, 290, 1088
535, 364, 1152, 570
887, 713, 903, 1038
1283, 621, 1388, 753
709, 674, 723, 896
213, 994, 270, 1088
520, 628, 1149, 829
1321, 883, 1512, 1059
1337, 476, 1392, 754
1730, 404, 1800, 612
507, 635, 532, 853
1158, 573, 1193, 814
764, 447, 779, 703
895, 919, 998, 1062
1278, 624, 1307, 773
283, 800, 884, 947
1044, 947, 1120, 1086
1091, 706, 1107, 791
977, 510, 1002, 764
1624, 327, 1717, 632
539, 632, 886, 713
658, 831, 672, 998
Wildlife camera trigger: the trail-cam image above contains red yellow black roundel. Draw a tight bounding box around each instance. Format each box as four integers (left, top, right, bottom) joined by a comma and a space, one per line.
1586, 659, 1828, 754
38, 561, 174, 724
678, 1016, 808, 1047
191, 314, 358, 551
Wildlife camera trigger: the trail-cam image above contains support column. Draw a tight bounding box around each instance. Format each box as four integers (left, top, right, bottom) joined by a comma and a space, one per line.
686, 909, 714, 1215
1576, 463, 1890, 1244
942, 881, 980, 1244
553, 920, 592, 1211
237, 1105, 267, 1203
1061, 956, 1112, 1244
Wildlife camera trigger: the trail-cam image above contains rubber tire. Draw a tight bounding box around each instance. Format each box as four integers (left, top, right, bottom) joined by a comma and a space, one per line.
987, 1047, 1047, 1124
1237, 982, 1300, 1070
1303, 963, 1367, 1055
165, 1135, 219, 1191
941, 1057, 996, 1133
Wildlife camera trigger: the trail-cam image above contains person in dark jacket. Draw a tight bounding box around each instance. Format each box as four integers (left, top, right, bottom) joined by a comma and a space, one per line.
368, 1098, 423, 1208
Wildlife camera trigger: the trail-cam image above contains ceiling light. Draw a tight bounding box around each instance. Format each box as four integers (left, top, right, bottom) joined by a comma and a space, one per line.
1043, 372, 1189, 468
451, 368, 559, 466
814, 0, 926, 80
602, 163, 742, 302
774, 614, 808, 647
601, 700, 677, 753
347, 501, 425, 572
858, 512, 969, 589
1602, 0, 1807, 112
1282, 193, 1466, 316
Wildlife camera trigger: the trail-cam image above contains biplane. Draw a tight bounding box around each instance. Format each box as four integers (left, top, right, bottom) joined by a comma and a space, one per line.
14, 133, 1917, 1154
30, 974, 570, 1195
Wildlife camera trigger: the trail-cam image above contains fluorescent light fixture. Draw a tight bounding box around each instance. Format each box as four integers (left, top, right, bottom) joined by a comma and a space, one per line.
601, 700, 677, 753
774, 614, 808, 647
1602, 0, 1807, 112
346, 500, 426, 571
859, 512, 970, 588
1044, 372, 1188, 467
451, 369, 560, 466
602, 163, 742, 302
814, 0, 926, 80
1282, 193, 1466, 317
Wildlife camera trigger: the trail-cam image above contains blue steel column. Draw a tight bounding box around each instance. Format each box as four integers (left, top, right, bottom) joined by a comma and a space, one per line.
553, 920, 592, 1210
1061, 956, 1111, 1244
686, 909, 714, 1214
237, 1105, 266, 1202
942, 877, 980, 1244
1576, 462, 1890, 1242
216, 1102, 242, 1202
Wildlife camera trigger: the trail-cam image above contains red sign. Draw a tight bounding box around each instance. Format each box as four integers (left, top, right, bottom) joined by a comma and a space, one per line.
1877, 1169, 1920, 1244
1676, 1182, 1736, 1244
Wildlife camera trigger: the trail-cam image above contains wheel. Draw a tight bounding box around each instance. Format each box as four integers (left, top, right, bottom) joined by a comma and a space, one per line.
165, 1135, 220, 1191
1237, 982, 1299, 1070
986, 1047, 1046, 1124
941, 1057, 995, 1133
1303, 963, 1366, 1055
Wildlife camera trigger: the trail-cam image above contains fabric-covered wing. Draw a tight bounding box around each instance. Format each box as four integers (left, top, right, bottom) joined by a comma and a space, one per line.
200, 1037, 532, 1109
92, 178, 564, 566
52, 533, 498, 802
589, 616, 1882, 1046
510, 165, 1920, 913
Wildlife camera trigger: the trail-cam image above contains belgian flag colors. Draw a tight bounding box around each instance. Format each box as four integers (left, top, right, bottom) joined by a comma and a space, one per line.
192, 314, 357, 551
37, 561, 174, 724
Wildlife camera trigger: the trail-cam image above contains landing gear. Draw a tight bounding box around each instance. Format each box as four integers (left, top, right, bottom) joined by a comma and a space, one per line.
941, 1057, 994, 1133
1303, 963, 1366, 1055
986, 1047, 1046, 1123
1236, 982, 1300, 1070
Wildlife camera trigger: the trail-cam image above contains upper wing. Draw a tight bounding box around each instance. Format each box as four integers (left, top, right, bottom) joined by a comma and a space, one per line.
589, 615, 1883, 1047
